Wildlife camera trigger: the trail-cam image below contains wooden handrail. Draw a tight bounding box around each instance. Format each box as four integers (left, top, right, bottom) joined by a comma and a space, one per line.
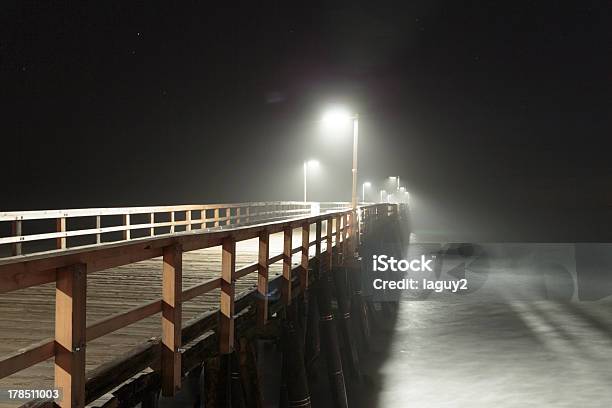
0, 202, 396, 407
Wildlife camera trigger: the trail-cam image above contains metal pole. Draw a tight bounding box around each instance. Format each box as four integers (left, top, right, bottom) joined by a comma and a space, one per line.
351, 115, 359, 209
304, 161, 307, 202
397, 176, 400, 191
362, 183, 365, 202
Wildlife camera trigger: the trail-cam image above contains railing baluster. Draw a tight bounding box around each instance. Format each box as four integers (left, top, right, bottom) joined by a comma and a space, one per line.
54, 263, 87, 408
170, 211, 175, 234
11, 220, 22, 256
150, 213, 155, 237
161, 244, 182, 396
214, 208, 220, 227
300, 222, 310, 291
96, 215, 102, 244
282, 226, 293, 305
220, 237, 236, 353
57, 217, 67, 249
123, 214, 130, 241
257, 230, 269, 327
186, 210, 192, 232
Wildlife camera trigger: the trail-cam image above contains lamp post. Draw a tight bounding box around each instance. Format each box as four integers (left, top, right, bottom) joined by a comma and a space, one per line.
303, 159, 319, 202
362, 182, 371, 202
322, 109, 360, 209
389, 176, 400, 192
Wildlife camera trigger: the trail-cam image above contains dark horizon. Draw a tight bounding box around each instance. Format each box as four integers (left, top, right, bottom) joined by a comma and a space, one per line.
1, 2, 610, 242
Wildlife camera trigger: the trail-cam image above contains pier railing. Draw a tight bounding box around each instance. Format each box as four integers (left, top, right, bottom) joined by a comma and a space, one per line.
0, 201, 349, 258
0, 201, 399, 407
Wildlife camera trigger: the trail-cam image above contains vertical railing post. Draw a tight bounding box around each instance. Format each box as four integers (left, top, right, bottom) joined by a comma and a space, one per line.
11, 220, 22, 256
214, 208, 220, 227
300, 222, 310, 292
162, 244, 182, 396
236, 207, 241, 225
246, 206, 251, 224
257, 230, 269, 327
220, 237, 236, 354
282, 226, 293, 305
225, 208, 231, 226
55, 263, 87, 408
315, 220, 322, 260
149, 213, 155, 237
96, 215, 102, 244
186, 210, 192, 232
326, 217, 333, 271
56, 217, 67, 249
122, 214, 130, 241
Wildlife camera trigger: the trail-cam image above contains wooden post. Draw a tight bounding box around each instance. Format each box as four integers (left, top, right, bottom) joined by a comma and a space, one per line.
326, 218, 333, 271
186, 210, 192, 232
11, 220, 22, 256
149, 213, 154, 237
300, 223, 310, 292
214, 208, 220, 227
316, 270, 348, 408
282, 320, 312, 408
122, 214, 130, 241
162, 244, 182, 396
96, 215, 102, 244
55, 263, 87, 408
225, 208, 231, 226
220, 237, 236, 354
246, 206, 251, 224
282, 227, 292, 305
56, 217, 66, 249
236, 207, 241, 225
257, 231, 269, 327
315, 220, 322, 260
170, 211, 175, 234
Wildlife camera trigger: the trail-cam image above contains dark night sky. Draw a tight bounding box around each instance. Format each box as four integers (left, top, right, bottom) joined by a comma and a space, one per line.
1, 1, 610, 241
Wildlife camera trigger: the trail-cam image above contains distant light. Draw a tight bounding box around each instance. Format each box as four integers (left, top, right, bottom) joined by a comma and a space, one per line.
388, 176, 397, 181
322, 107, 352, 128
306, 159, 319, 168
399, 186, 405, 192
363, 182, 371, 187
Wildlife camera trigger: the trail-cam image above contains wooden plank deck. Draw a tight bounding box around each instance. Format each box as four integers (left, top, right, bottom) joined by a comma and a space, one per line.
0, 227, 325, 406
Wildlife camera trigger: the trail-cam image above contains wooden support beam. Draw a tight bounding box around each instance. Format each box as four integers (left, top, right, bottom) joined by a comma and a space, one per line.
220, 237, 236, 354
236, 207, 241, 225
170, 211, 175, 233
161, 244, 182, 396
55, 263, 87, 408
149, 213, 154, 237
186, 210, 192, 232
225, 208, 231, 226
56, 217, 66, 249
11, 220, 22, 256
300, 222, 310, 291
257, 230, 269, 327
282, 227, 292, 305
214, 208, 220, 227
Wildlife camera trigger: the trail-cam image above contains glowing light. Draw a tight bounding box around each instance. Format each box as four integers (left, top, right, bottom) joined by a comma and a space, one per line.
306, 159, 319, 168
322, 108, 352, 128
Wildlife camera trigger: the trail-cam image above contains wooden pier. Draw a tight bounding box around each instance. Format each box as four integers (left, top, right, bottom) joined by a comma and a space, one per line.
0, 201, 403, 407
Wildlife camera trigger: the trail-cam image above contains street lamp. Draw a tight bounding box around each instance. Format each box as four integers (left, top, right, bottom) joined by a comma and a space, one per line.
362, 182, 371, 202
389, 176, 400, 191
303, 159, 319, 202
322, 108, 359, 209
